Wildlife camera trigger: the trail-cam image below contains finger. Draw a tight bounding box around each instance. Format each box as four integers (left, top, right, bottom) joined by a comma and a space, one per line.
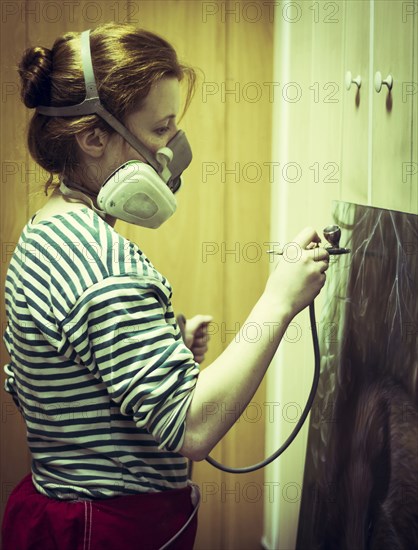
192, 341, 208, 352
194, 325, 214, 341
319, 260, 329, 273
292, 226, 321, 249
186, 314, 213, 334
194, 325, 211, 338
193, 334, 209, 345
194, 314, 213, 325
192, 351, 207, 363
308, 247, 329, 262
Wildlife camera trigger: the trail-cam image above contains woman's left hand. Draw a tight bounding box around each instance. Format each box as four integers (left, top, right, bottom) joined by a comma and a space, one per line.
182, 315, 213, 364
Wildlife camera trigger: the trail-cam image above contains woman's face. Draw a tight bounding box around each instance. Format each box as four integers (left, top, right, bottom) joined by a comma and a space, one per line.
77, 76, 182, 194
106, 76, 181, 169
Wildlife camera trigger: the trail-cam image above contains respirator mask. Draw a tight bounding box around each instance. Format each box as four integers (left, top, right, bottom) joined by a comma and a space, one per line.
37, 30, 192, 228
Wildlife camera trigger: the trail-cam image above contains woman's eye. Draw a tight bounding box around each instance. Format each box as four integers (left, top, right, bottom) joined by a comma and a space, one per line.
155, 127, 169, 136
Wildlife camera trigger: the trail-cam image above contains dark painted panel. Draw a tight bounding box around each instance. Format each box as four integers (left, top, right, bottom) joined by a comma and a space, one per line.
297, 201, 418, 550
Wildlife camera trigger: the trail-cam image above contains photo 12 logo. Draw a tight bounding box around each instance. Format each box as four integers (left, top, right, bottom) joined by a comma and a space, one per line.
201, 1, 340, 24
1, 2, 140, 24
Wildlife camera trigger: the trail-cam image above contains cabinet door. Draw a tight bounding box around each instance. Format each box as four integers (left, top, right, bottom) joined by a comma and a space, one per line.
340, 0, 371, 206
372, 0, 416, 213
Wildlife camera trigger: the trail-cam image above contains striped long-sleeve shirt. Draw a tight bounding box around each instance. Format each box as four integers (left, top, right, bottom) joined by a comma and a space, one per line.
3, 207, 200, 499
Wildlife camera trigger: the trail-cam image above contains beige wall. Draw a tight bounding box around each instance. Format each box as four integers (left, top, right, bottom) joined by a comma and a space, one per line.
264, 1, 417, 549
0, 1, 273, 549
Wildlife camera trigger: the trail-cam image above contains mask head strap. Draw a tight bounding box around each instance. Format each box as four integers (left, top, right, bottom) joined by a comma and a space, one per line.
59, 177, 107, 219
36, 30, 161, 172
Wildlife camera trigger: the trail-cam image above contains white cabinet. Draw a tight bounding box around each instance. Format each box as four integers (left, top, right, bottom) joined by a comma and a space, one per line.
342, 0, 417, 213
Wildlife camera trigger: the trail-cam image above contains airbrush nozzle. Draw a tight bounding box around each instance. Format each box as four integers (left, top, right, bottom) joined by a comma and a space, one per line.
323, 225, 350, 255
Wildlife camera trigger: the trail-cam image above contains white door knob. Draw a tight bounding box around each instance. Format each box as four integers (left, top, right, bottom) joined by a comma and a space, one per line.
374, 71, 393, 92
345, 71, 362, 91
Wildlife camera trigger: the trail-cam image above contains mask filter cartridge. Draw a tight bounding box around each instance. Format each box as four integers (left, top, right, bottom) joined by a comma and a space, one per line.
97, 161, 177, 228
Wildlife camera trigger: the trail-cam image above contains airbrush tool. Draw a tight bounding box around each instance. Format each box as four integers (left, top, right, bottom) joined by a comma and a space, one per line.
267, 224, 350, 256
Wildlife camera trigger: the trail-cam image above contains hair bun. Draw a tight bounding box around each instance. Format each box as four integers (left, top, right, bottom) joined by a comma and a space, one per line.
18, 46, 53, 108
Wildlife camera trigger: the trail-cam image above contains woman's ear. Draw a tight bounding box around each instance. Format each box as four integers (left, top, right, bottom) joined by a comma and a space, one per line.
75, 127, 110, 158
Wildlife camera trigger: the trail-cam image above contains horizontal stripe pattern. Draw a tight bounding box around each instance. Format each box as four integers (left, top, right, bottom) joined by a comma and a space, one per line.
3, 208, 199, 499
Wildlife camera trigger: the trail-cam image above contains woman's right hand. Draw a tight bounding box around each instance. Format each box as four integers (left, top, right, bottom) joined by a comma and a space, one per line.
264, 226, 330, 317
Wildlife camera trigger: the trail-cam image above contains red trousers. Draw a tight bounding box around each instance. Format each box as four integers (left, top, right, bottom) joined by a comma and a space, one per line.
1, 474, 198, 550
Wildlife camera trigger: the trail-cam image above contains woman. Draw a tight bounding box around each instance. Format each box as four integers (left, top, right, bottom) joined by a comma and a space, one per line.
2, 22, 329, 550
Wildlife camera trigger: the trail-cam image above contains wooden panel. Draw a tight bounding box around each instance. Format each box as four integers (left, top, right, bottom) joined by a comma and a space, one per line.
220, 1, 273, 548
1, 0, 272, 548
0, 0, 31, 528
340, 0, 370, 205
372, 0, 415, 213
